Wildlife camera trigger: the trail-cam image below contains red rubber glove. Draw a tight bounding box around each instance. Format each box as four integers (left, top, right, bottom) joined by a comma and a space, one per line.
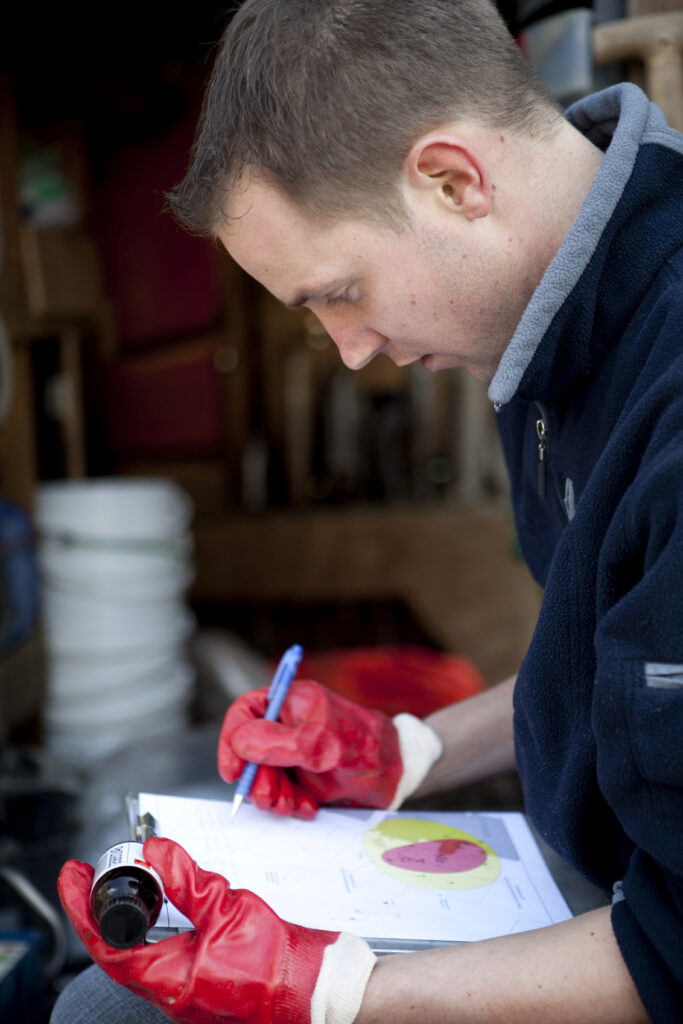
218, 680, 403, 818
58, 837, 374, 1024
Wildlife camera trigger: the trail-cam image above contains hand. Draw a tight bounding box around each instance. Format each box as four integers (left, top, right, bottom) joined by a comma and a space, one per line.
218, 680, 403, 818
58, 837, 374, 1024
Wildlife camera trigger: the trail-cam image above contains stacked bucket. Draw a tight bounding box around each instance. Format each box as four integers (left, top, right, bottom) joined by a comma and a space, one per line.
36, 478, 196, 768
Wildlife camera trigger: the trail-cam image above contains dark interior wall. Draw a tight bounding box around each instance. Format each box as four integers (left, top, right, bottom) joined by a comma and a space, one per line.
3, 7, 228, 159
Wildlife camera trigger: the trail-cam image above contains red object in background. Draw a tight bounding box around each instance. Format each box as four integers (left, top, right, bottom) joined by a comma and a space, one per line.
285, 645, 487, 719
105, 336, 226, 457
94, 106, 223, 350
93, 103, 231, 458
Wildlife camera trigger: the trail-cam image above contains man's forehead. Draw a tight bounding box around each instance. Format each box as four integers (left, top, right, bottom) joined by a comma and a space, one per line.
220, 181, 295, 253
218, 181, 353, 307
221, 173, 315, 234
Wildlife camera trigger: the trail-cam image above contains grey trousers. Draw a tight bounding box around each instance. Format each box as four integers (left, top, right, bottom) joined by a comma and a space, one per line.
50, 965, 172, 1023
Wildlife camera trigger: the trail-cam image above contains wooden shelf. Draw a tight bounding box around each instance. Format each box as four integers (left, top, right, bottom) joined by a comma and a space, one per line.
191, 503, 542, 686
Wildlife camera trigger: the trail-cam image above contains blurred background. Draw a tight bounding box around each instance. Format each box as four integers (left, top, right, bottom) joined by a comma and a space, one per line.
0, 0, 680, 1018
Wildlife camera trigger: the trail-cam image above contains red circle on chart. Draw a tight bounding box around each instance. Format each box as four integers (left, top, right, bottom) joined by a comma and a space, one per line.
381, 838, 487, 874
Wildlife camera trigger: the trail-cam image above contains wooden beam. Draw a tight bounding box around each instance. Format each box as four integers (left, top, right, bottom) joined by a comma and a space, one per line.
0, 346, 37, 510
593, 12, 683, 131
191, 506, 542, 685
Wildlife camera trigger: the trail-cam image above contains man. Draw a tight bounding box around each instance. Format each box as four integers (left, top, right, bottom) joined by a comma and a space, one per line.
54, 1, 683, 1022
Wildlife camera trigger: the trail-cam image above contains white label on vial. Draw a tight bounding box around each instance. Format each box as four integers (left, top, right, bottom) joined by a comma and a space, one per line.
91, 841, 164, 893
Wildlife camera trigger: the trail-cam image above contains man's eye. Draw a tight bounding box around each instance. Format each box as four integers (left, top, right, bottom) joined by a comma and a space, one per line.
325, 290, 350, 308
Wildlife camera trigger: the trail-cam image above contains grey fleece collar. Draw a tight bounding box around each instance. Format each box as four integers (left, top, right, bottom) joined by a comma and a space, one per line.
487, 83, 679, 408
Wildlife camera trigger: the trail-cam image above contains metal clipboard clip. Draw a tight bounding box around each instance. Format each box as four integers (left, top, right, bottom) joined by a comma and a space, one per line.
125, 794, 159, 842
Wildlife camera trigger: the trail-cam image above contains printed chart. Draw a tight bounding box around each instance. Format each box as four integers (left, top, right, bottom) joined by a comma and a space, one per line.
364, 817, 500, 890
137, 793, 572, 944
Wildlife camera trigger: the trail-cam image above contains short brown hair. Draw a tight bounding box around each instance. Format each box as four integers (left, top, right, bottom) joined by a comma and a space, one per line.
167, 0, 561, 234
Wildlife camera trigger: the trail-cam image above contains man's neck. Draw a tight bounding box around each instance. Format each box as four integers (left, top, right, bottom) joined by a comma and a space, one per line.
503, 118, 605, 275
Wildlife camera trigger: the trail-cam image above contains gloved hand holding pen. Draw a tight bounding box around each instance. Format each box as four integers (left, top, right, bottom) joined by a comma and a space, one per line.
218, 679, 443, 818
58, 837, 377, 1024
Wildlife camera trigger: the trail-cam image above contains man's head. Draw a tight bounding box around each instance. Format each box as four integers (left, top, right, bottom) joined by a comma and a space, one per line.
168, 0, 602, 381
168, 0, 561, 234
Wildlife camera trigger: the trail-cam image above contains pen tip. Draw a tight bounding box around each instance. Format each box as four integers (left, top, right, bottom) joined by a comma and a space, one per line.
231, 794, 243, 819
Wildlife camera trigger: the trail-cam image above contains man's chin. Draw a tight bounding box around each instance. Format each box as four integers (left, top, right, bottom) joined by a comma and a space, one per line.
421, 354, 495, 383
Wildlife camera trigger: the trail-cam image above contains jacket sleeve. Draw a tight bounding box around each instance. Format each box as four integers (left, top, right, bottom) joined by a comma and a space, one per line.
593, 427, 683, 1022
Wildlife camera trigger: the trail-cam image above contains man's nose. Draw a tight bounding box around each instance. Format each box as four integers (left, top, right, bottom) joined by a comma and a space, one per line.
330, 325, 388, 371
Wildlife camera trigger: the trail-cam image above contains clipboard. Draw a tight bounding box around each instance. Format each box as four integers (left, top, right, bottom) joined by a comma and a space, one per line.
126, 792, 576, 953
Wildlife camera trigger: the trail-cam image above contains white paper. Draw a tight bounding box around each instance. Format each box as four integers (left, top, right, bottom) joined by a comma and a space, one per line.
138, 792, 571, 943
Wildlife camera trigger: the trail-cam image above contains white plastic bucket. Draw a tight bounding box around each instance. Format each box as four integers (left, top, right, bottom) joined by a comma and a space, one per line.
42, 589, 196, 655
36, 478, 193, 543
44, 660, 194, 729
38, 541, 195, 602
43, 703, 191, 766
45, 648, 182, 702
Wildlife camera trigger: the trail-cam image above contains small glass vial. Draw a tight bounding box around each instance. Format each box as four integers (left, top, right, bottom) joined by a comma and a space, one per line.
90, 841, 163, 949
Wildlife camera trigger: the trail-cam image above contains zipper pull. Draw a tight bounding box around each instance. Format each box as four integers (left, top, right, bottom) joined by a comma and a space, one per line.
536, 416, 547, 499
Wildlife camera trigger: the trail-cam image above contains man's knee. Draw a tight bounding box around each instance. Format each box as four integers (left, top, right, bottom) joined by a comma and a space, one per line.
50, 964, 170, 1023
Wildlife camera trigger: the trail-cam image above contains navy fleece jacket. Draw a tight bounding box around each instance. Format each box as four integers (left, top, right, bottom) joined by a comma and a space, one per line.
490, 84, 683, 1022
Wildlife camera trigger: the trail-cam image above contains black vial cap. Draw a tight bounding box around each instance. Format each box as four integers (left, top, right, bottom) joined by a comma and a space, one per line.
98, 897, 150, 949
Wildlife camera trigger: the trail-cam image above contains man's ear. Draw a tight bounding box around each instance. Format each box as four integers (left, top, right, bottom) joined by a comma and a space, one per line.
405, 134, 492, 220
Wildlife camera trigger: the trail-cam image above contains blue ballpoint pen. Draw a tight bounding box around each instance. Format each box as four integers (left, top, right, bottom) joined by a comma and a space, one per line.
231, 643, 303, 819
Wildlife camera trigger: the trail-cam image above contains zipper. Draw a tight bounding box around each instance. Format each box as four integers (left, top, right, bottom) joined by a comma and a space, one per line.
533, 402, 575, 518
535, 403, 548, 500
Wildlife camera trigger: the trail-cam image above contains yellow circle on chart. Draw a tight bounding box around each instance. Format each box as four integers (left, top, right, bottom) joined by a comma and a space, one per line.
364, 817, 500, 890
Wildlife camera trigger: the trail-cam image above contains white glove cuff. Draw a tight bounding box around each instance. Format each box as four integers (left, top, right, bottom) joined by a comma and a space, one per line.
310, 932, 377, 1024
388, 713, 443, 810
